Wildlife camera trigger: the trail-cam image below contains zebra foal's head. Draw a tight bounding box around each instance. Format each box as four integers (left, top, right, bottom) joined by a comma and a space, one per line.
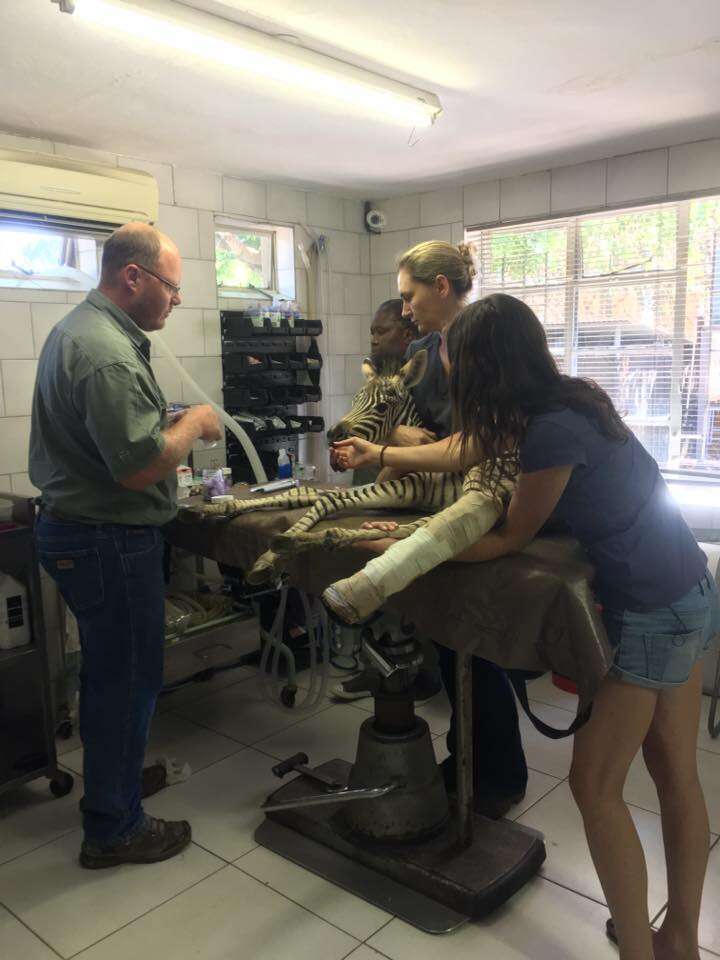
326, 349, 428, 444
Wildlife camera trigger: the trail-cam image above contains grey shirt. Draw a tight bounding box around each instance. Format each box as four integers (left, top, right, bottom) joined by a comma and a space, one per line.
405, 332, 452, 439
29, 290, 177, 526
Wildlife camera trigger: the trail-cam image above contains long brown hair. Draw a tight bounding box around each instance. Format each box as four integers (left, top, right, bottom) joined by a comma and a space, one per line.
447, 294, 630, 486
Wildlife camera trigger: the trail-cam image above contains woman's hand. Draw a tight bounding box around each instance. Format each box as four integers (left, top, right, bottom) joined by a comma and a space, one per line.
332, 437, 382, 471
360, 520, 399, 532
351, 520, 399, 554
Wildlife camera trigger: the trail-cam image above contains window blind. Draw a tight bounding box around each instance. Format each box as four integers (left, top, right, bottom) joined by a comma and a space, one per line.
466, 196, 720, 474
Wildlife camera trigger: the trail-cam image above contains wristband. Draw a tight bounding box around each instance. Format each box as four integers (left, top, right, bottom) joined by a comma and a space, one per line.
379, 444, 389, 469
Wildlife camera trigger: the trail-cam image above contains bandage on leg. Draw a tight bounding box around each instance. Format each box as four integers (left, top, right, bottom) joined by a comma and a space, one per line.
322, 492, 503, 622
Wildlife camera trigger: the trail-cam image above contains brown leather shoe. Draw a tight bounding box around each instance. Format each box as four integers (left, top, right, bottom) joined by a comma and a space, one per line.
79, 816, 191, 869
141, 763, 168, 799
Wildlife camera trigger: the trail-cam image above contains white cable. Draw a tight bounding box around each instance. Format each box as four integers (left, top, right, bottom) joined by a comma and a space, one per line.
153, 333, 267, 483
258, 585, 329, 713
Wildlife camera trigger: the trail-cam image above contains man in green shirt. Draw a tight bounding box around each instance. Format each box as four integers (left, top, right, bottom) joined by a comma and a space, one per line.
30, 222, 221, 868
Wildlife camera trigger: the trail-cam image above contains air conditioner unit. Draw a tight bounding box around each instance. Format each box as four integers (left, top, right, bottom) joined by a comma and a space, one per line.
0, 149, 159, 232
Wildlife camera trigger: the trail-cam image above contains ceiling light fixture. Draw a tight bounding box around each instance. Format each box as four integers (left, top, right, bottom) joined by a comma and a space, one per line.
57, 0, 443, 128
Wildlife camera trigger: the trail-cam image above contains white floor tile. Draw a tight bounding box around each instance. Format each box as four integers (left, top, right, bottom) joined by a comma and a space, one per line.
56, 727, 82, 757
369, 876, 619, 960
623, 746, 720, 833
0, 904, 57, 959
157, 664, 257, 714
433, 733, 450, 765
0, 773, 82, 866
72, 865, 358, 960
526, 673, 580, 713
414, 688, 452, 735
516, 782, 669, 915
0, 830, 223, 958
345, 947, 393, 960
508, 769, 563, 821
254, 703, 367, 766
61, 711, 244, 779
518, 702, 577, 779
236, 846, 392, 940
697, 839, 720, 954
143, 747, 282, 861
173, 674, 331, 744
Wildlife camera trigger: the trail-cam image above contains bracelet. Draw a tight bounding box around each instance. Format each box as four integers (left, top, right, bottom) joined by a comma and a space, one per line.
379, 444, 389, 469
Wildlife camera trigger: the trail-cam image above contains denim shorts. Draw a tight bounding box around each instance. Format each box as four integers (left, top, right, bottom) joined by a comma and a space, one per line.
604, 570, 720, 690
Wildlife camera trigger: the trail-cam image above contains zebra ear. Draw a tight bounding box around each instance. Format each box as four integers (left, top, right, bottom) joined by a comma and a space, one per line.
361, 358, 376, 380
398, 349, 428, 389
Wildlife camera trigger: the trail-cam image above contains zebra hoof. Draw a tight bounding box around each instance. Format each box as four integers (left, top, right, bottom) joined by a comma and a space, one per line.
321, 586, 362, 625
246, 559, 277, 585
270, 532, 298, 554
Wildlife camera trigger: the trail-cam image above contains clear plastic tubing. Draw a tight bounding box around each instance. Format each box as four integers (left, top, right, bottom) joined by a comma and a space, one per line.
153, 333, 268, 484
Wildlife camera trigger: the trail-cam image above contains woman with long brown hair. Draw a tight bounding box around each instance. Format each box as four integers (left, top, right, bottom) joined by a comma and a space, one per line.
334, 293, 719, 960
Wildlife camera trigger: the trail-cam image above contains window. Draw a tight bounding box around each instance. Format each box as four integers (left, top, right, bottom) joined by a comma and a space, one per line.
0, 224, 102, 291
467, 195, 720, 474
215, 226, 274, 291
214, 219, 295, 301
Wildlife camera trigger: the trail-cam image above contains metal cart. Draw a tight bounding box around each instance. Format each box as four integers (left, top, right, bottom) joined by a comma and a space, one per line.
0, 494, 74, 800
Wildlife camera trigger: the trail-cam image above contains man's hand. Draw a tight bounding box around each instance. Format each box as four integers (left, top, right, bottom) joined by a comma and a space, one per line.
186, 404, 222, 443
388, 425, 436, 447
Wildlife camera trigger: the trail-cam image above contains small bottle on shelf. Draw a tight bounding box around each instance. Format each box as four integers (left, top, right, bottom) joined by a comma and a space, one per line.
277, 448, 292, 479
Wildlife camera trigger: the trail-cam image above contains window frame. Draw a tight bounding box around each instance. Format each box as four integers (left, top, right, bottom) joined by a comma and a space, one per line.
213, 217, 296, 303
0, 218, 104, 292
467, 194, 720, 476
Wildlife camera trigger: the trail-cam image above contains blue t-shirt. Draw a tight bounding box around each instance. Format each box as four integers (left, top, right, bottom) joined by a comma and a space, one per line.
519, 408, 707, 611
405, 332, 452, 438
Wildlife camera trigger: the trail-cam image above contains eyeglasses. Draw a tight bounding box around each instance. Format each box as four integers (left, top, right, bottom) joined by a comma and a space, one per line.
135, 264, 181, 296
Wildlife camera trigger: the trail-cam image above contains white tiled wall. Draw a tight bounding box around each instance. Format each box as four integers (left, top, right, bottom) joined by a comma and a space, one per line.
369, 136, 720, 280
4, 132, 720, 505
0, 134, 374, 500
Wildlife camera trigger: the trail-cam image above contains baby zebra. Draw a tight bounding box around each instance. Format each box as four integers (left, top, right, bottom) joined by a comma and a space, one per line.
195, 350, 513, 621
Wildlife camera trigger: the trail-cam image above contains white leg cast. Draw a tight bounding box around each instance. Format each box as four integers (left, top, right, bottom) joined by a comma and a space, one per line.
322, 488, 505, 623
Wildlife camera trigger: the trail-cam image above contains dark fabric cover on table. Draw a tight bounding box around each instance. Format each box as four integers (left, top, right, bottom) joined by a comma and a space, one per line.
166, 485, 612, 709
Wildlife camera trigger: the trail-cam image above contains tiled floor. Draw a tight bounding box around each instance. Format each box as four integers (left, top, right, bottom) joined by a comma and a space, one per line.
1, 666, 719, 959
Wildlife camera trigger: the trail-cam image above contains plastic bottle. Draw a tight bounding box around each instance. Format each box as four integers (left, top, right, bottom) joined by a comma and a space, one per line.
277, 448, 292, 479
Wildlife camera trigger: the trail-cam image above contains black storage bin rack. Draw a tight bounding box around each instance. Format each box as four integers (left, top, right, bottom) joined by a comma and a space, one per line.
221, 310, 325, 483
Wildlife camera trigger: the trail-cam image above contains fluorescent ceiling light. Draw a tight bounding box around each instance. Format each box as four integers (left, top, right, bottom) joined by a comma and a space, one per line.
68, 0, 442, 127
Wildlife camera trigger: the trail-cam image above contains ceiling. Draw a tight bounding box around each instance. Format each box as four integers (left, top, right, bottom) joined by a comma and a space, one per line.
2, 0, 720, 195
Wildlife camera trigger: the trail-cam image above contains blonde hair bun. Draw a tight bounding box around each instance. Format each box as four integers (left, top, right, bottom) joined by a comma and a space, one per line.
398, 239, 476, 299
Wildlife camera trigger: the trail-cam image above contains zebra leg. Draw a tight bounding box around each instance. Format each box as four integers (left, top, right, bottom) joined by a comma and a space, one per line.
322, 485, 507, 624
245, 547, 282, 585
267, 476, 431, 554
193, 487, 329, 519
248, 518, 427, 592
271, 518, 428, 556
246, 478, 430, 584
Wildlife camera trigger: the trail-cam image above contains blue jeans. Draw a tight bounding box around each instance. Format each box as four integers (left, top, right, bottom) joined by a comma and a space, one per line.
605, 570, 720, 690
435, 645, 528, 797
36, 515, 165, 846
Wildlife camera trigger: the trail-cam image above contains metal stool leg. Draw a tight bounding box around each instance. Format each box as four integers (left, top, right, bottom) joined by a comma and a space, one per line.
455, 652, 474, 847
709, 649, 720, 740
